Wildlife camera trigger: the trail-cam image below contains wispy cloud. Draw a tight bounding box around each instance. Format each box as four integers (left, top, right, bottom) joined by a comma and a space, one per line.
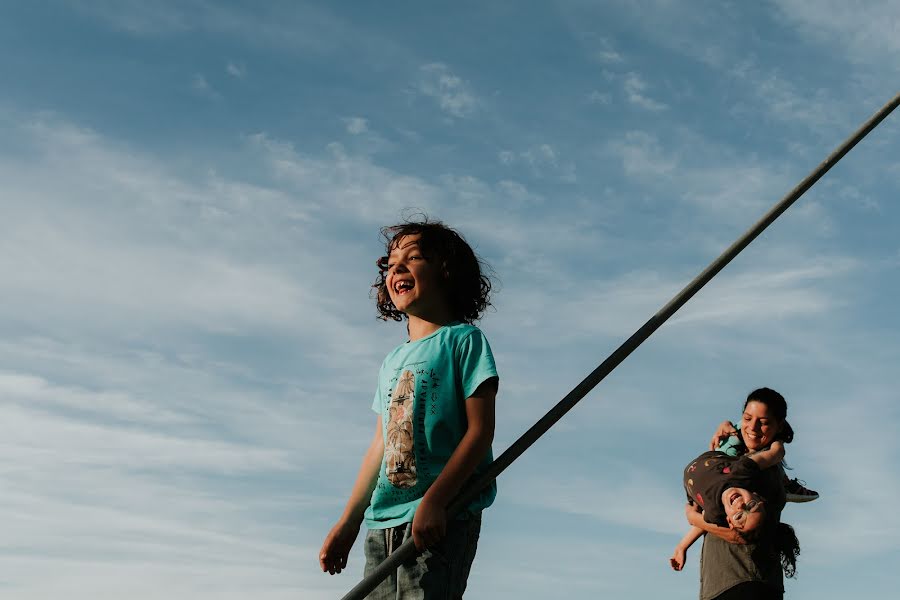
774, 0, 900, 66
69, 0, 192, 35
623, 72, 668, 111
416, 63, 478, 118
496, 143, 577, 182
192, 74, 221, 100
226, 61, 247, 78
588, 90, 612, 105
608, 131, 677, 177
343, 116, 368, 135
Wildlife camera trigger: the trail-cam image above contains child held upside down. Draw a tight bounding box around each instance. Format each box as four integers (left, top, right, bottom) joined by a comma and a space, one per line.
669, 441, 784, 571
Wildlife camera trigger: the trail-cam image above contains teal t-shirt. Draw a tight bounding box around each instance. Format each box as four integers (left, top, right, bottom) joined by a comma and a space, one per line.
364, 322, 498, 529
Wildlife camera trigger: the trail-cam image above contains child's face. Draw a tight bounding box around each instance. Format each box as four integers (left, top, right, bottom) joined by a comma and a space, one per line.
721, 487, 766, 533
385, 234, 448, 319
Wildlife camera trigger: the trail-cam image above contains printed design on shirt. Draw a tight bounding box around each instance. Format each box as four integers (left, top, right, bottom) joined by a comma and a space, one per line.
385, 369, 417, 489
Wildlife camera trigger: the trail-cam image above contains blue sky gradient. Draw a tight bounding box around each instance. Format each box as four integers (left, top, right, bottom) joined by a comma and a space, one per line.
2, 2, 899, 599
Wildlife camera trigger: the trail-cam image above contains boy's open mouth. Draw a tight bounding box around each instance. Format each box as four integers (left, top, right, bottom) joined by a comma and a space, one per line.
728, 491, 741, 506
394, 280, 414, 294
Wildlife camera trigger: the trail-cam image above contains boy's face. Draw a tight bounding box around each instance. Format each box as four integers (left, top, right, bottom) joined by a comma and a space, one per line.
385, 234, 448, 319
722, 487, 766, 533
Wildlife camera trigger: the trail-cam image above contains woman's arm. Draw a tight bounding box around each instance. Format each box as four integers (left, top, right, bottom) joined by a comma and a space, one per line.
684, 502, 748, 545
412, 377, 497, 551
746, 440, 785, 470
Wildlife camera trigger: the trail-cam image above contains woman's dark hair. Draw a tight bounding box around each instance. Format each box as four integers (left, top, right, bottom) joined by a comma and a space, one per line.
372, 219, 493, 324
775, 522, 801, 578
744, 387, 794, 444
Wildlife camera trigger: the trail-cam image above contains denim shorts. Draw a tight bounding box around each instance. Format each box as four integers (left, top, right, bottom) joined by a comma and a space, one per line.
363, 514, 482, 600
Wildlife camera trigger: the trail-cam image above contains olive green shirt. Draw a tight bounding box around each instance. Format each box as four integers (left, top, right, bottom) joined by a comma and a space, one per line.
698, 461, 786, 599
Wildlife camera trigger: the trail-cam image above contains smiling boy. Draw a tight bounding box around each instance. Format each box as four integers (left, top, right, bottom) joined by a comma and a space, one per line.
319, 220, 499, 600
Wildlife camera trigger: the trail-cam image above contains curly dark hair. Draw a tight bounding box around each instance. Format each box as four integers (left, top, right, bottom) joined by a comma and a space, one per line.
775, 521, 801, 578
738, 520, 800, 578
372, 219, 493, 323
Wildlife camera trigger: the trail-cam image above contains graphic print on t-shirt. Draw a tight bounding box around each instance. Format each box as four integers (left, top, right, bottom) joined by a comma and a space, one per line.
385, 369, 417, 488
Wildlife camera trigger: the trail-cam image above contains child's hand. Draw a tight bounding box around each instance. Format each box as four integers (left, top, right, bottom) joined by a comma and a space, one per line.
411, 497, 447, 551
670, 546, 687, 571
710, 420, 738, 451
319, 520, 360, 575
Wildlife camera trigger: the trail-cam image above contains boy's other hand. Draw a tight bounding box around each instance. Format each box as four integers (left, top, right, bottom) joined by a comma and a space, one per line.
319, 521, 360, 575
411, 498, 447, 551
670, 546, 686, 571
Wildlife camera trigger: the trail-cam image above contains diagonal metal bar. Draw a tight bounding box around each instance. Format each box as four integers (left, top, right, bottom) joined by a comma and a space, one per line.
341, 91, 900, 600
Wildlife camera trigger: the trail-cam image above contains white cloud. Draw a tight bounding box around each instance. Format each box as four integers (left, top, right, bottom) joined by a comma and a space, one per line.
623, 72, 668, 111
417, 63, 478, 118
609, 130, 677, 177
226, 61, 247, 78
508, 468, 683, 535
774, 0, 900, 65
495, 143, 577, 182
588, 90, 612, 105
70, 0, 192, 34
192, 74, 221, 99
343, 116, 368, 135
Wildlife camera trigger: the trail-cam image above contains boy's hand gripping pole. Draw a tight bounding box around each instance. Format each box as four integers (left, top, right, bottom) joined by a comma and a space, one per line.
340, 91, 900, 600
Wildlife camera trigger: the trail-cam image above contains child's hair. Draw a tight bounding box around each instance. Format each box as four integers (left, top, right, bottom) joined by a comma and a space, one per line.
372, 219, 493, 324
774, 522, 801, 578
745, 387, 794, 444
740, 520, 800, 578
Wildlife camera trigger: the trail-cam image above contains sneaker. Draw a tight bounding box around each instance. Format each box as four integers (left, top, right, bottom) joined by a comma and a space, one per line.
785, 478, 819, 502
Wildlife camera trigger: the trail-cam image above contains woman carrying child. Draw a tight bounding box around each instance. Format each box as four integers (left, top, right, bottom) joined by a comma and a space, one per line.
676, 387, 803, 600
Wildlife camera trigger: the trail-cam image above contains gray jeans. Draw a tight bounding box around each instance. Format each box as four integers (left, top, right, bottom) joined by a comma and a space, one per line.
363, 515, 482, 600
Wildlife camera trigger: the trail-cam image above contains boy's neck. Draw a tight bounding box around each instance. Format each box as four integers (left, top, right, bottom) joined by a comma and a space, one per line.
407, 313, 455, 342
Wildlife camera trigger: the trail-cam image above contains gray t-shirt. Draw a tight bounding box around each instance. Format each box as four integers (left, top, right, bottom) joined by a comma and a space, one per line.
699, 460, 786, 600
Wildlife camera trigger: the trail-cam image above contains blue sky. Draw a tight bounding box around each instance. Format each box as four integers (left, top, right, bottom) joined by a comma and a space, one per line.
2, 2, 899, 598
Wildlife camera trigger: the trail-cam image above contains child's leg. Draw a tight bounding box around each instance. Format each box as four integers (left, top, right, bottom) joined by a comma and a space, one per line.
396, 514, 482, 600
363, 526, 402, 600
780, 463, 819, 502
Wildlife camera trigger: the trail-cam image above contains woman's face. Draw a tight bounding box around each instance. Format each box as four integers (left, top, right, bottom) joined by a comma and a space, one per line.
741, 400, 782, 451
721, 487, 766, 532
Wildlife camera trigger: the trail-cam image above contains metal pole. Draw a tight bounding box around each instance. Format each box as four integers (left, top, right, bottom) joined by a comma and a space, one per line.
341, 92, 900, 600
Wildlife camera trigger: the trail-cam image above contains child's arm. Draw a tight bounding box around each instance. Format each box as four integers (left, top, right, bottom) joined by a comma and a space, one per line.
709, 420, 738, 451
411, 377, 497, 551
746, 440, 785, 470
670, 526, 704, 571
319, 415, 384, 575
684, 502, 748, 545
